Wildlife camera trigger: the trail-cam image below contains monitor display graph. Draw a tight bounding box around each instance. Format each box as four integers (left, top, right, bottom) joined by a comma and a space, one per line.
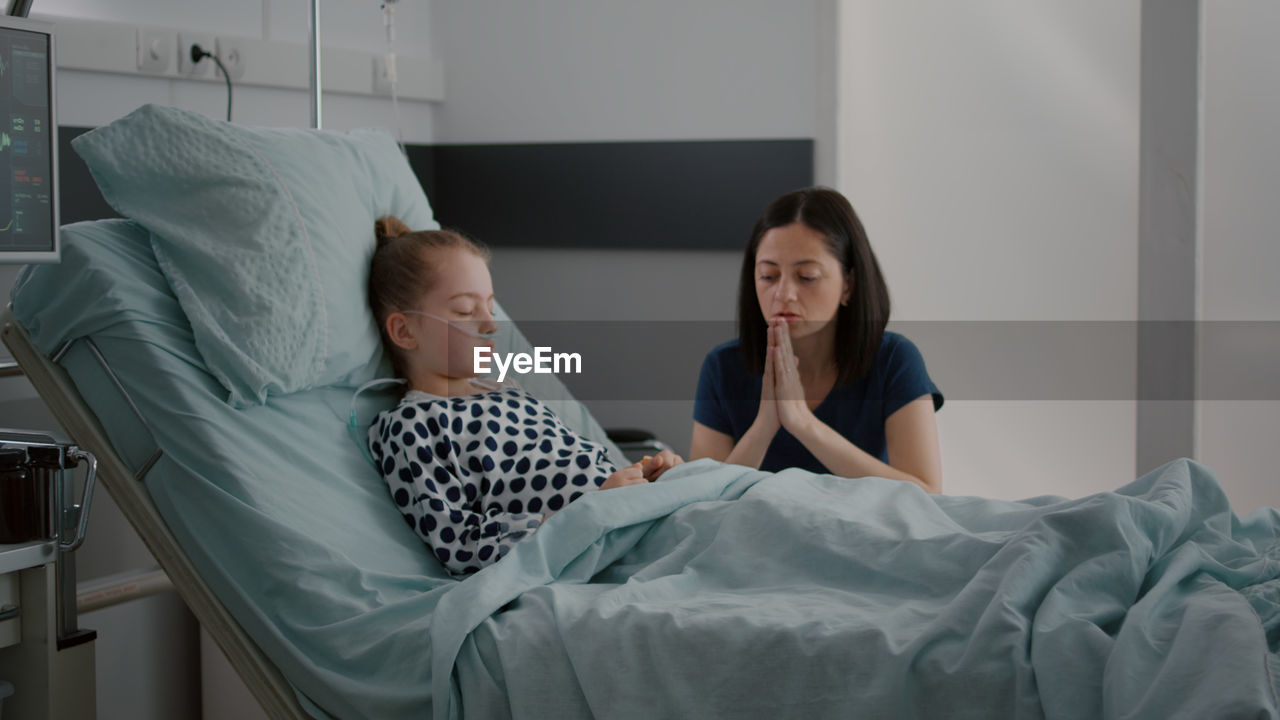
0, 16, 56, 264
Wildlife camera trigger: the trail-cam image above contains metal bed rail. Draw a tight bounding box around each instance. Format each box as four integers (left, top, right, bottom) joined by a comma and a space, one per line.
1, 311, 311, 720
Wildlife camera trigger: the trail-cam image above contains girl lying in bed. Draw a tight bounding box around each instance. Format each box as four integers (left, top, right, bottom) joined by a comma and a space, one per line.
365, 217, 683, 575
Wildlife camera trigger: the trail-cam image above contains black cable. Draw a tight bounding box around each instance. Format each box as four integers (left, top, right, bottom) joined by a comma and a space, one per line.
212, 55, 232, 122
191, 44, 232, 122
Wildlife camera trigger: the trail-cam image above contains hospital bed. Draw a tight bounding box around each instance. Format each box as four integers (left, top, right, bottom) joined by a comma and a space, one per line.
5, 104, 1278, 719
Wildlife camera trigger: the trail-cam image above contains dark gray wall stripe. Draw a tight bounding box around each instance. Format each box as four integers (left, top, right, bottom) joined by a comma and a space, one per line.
410, 140, 814, 250
58, 126, 119, 224
1137, 0, 1199, 473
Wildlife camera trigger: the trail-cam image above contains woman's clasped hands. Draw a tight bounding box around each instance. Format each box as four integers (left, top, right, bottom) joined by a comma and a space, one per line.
755, 318, 818, 438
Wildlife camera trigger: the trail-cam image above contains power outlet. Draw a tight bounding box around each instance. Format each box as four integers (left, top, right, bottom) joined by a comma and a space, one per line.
215, 37, 246, 81
136, 27, 174, 74
178, 32, 214, 77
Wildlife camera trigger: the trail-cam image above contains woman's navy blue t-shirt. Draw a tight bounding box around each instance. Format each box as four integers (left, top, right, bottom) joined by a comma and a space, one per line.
693, 332, 943, 474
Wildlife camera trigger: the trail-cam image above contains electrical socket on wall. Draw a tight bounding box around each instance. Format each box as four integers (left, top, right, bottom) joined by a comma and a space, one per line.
177, 32, 214, 77
215, 37, 246, 81
136, 27, 174, 74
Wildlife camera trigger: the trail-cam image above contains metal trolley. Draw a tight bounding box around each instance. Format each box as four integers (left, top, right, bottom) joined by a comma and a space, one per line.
0, 429, 98, 719
0, 429, 98, 649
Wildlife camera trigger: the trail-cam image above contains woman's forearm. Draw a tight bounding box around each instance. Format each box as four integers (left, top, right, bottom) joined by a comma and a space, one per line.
724, 417, 778, 469
790, 416, 936, 492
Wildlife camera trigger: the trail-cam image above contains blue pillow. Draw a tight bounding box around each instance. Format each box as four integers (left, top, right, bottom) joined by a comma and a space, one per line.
71, 104, 437, 407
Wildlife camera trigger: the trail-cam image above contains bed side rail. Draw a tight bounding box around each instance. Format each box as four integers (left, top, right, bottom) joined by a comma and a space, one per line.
1, 312, 311, 720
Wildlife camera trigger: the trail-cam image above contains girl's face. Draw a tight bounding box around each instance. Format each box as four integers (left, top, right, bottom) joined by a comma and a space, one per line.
391, 247, 497, 379
754, 222, 850, 343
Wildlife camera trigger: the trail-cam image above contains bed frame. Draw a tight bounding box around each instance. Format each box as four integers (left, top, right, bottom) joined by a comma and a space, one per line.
2, 311, 309, 719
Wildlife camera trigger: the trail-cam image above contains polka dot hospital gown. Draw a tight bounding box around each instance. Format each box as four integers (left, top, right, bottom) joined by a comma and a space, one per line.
369, 386, 618, 575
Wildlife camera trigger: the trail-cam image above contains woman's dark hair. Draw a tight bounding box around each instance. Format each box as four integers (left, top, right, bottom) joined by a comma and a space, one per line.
368, 216, 491, 377
737, 186, 890, 386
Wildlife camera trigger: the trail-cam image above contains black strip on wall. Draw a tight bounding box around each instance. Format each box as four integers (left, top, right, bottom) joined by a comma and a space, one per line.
410, 139, 814, 250
59, 126, 814, 250
59, 126, 120, 224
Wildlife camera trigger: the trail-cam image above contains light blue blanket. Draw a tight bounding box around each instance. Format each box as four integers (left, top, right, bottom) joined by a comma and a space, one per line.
13, 221, 1279, 719
431, 458, 1280, 719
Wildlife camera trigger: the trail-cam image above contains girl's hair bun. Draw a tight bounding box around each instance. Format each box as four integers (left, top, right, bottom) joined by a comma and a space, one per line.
375, 216, 412, 243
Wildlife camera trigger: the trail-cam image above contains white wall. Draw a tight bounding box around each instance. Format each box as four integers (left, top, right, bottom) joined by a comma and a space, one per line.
0, 2, 436, 718
430, 0, 826, 453
38, 0, 436, 136
1197, 0, 1280, 515
837, 0, 1142, 499
430, 0, 817, 144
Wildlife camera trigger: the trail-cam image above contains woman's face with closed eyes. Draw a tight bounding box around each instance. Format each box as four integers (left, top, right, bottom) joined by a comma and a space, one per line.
754, 222, 850, 342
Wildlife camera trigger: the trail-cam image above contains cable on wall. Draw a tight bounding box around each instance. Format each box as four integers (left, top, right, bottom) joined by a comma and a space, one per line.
190, 43, 232, 122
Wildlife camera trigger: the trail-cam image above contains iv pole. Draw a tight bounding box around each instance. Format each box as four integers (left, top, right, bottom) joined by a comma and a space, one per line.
3, 0, 33, 16
309, 0, 321, 129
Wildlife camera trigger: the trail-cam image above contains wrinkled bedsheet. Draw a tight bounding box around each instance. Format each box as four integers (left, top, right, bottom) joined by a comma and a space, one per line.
432, 458, 1279, 719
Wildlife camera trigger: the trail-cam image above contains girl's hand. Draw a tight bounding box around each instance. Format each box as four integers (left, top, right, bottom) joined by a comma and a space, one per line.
773, 319, 815, 434
640, 450, 684, 481
600, 463, 647, 490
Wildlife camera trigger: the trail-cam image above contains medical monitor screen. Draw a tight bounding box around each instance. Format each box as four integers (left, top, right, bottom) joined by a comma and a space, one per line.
0, 18, 55, 263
